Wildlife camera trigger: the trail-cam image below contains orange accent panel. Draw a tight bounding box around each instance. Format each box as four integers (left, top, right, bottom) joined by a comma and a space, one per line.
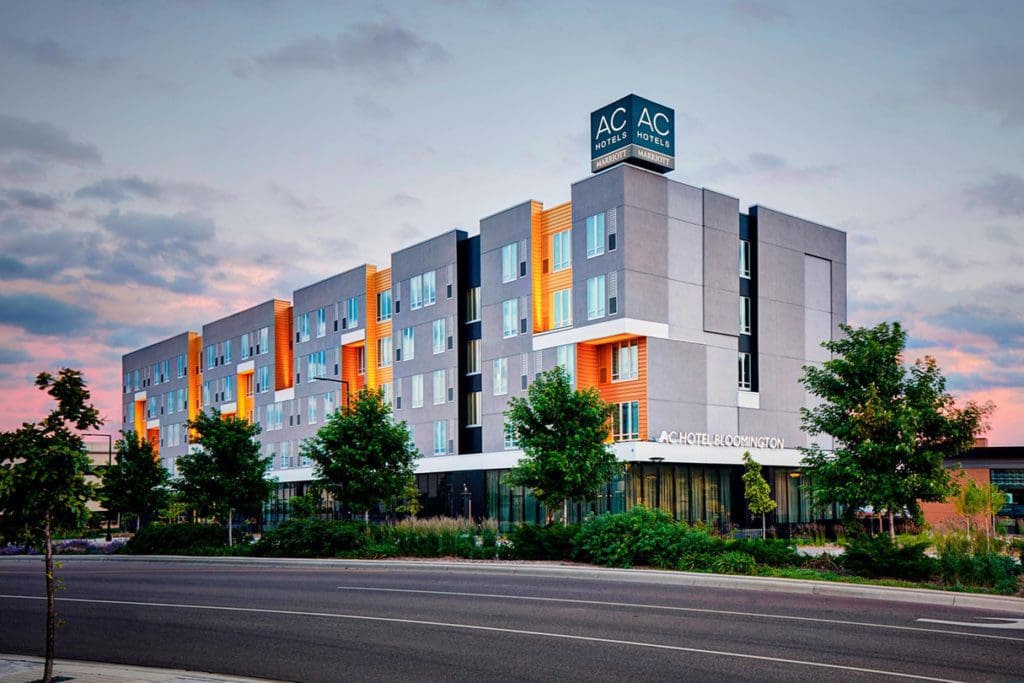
273, 300, 294, 390
531, 201, 573, 332
133, 400, 145, 440
145, 427, 160, 456
188, 334, 202, 424
368, 267, 393, 391
236, 370, 254, 423
341, 344, 366, 398
578, 336, 648, 442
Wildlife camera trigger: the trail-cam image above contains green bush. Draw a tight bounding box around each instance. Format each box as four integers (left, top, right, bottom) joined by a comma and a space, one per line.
507, 524, 580, 561
253, 518, 368, 558
935, 532, 1021, 594
712, 551, 758, 574
724, 538, 801, 568
840, 533, 936, 582
576, 506, 693, 569
122, 523, 228, 555
373, 518, 495, 559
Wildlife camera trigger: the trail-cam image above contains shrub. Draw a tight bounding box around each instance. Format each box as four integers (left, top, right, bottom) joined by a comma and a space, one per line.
712, 551, 758, 574
373, 517, 494, 559
122, 523, 228, 555
840, 533, 936, 582
934, 532, 1021, 594
576, 506, 692, 569
507, 524, 580, 561
724, 538, 801, 567
252, 518, 368, 558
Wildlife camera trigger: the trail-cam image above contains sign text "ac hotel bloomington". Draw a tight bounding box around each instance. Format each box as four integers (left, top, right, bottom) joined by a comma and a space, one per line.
656, 431, 786, 449
591, 94, 675, 174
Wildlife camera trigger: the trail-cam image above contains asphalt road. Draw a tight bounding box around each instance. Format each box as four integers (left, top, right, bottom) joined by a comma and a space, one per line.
0, 558, 1021, 682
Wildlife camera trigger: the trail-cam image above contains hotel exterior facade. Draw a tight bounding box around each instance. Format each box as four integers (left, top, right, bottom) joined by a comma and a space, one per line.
121, 98, 847, 530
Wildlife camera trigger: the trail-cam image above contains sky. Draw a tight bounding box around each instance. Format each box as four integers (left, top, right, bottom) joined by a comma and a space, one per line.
0, 0, 1021, 444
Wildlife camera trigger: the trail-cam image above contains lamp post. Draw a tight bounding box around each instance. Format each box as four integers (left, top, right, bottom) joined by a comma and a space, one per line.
313, 377, 350, 407
85, 433, 115, 542
461, 482, 472, 520
649, 456, 665, 512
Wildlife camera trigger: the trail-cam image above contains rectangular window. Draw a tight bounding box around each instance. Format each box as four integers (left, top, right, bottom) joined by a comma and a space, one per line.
223, 340, 232, 364
493, 357, 508, 396
381, 382, 393, 408
553, 289, 572, 329
206, 345, 216, 369
433, 369, 446, 405
612, 400, 640, 441
501, 242, 518, 283
308, 396, 317, 425
611, 340, 639, 381
432, 318, 446, 354
324, 391, 336, 416
423, 270, 436, 306
241, 334, 250, 360
552, 229, 571, 271
466, 391, 481, 427
177, 353, 187, 378
556, 344, 575, 385
740, 239, 751, 279
377, 337, 393, 368
224, 375, 234, 402
586, 213, 605, 258
178, 388, 186, 410
410, 274, 423, 310
307, 350, 326, 382
411, 374, 424, 408
466, 339, 481, 375
466, 287, 480, 322
587, 275, 606, 320
258, 327, 269, 355
739, 352, 752, 390
433, 420, 447, 455
133, 370, 140, 391
345, 298, 357, 329
299, 312, 310, 342
357, 346, 366, 375
377, 290, 392, 321
317, 307, 327, 337
740, 296, 752, 335
502, 299, 518, 338
402, 326, 415, 361
257, 366, 270, 393
503, 418, 518, 450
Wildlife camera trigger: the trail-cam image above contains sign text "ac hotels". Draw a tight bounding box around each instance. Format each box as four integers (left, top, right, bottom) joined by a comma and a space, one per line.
590, 94, 675, 174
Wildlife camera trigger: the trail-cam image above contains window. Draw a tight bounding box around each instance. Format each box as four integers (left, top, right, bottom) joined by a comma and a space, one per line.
161, 359, 170, 382
265, 403, 283, 431
553, 289, 572, 329
740, 239, 751, 279
241, 334, 250, 360
402, 326, 415, 361
466, 287, 480, 322
206, 345, 216, 369
586, 213, 605, 258
411, 374, 423, 408
258, 327, 269, 354
433, 420, 447, 455
178, 388, 186, 411
502, 299, 518, 338
307, 350, 326, 382
317, 307, 327, 337
257, 366, 270, 393
611, 340, 639, 381
133, 370, 140, 391
466, 392, 481, 427
357, 346, 366, 375
377, 337, 393, 368
552, 230, 571, 271
503, 418, 518, 450
432, 319, 446, 354
423, 270, 436, 306
377, 290, 392, 321
224, 375, 234, 402
410, 274, 423, 309
345, 298, 358, 328
201, 381, 211, 407
433, 369, 446, 405
556, 344, 575, 384
493, 357, 508, 396
280, 441, 291, 469
739, 352, 752, 390
308, 396, 317, 425
223, 340, 232, 364
381, 382, 393, 408
177, 353, 187, 378
740, 296, 752, 335
501, 243, 518, 283
587, 275, 605, 320
466, 339, 481, 375
299, 312, 310, 342
612, 400, 640, 441
324, 391, 336, 416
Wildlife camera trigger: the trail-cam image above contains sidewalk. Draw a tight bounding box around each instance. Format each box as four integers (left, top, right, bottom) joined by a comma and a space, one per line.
0, 655, 283, 683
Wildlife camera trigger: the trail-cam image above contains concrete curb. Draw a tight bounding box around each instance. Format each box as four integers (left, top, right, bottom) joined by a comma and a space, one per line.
0, 654, 283, 682
5, 554, 1024, 614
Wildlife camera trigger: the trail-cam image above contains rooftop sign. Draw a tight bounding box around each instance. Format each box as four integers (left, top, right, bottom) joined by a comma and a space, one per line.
591, 94, 675, 174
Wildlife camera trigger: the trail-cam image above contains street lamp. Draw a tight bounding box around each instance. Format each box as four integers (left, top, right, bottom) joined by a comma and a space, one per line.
313, 377, 350, 407
85, 433, 115, 542
461, 482, 472, 520
649, 456, 665, 512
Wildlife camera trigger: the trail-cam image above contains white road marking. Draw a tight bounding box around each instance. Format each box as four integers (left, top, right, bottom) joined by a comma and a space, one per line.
917, 617, 1024, 630
0, 594, 960, 682
336, 585, 1024, 643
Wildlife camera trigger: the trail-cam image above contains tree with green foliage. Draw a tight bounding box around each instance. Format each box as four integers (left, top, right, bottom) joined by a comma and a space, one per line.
742, 451, 776, 538
953, 476, 986, 536
504, 366, 622, 525
101, 431, 171, 532
301, 388, 418, 521
175, 410, 273, 545
0, 369, 101, 683
800, 322, 993, 538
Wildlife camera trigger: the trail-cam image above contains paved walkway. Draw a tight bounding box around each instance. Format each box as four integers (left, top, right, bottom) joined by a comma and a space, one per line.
0, 655, 283, 683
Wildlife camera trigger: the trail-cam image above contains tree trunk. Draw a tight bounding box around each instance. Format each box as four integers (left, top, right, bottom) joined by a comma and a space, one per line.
888, 510, 896, 540
228, 508, 234, 546
43, 513, 55, 683
562, 499, 568, 527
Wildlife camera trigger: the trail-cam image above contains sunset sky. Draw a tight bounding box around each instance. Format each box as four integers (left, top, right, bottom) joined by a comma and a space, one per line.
1, 1, 1021, 444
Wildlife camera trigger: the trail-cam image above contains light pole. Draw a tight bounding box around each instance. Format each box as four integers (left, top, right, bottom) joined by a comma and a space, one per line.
649, 456, 665, 512
85, 433, 115, 541
313, 377, 350, 407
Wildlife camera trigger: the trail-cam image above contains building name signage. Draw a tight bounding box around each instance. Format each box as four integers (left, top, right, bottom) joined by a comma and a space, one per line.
590, 94, 675, 174
655, 430, 786, 449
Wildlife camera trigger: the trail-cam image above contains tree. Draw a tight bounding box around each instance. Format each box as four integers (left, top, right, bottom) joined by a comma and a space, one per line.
175, 410, 273, 545
742, 451, 776, 538
101, 431, 171, 532
301, 388, 418, 521
952, 476, 985, 536
504, 366, 622, 525
800, 322, 993, 538
0, 369, 101, 683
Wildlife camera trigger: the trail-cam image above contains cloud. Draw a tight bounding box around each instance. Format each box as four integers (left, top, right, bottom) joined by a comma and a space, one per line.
242, 21, 449, 80
0, 292, 93, 335
925, 304, 1024, 347
696, 153, 836, 183
0, 158, 45, 182
388, 192, 422, 208
100, 209, 215, 243
966, 172, 1024, 217
985, 225, 1019, 245
1, 188, 57, 210
267, 183, 324, 213
933, 43, 1024, 127
0, 113, 101, 163
74, 176, 161, 203
352, 96, 394, 120
731, 0, 789, 22
0, 347, 32, 365
4, 36, 74, 67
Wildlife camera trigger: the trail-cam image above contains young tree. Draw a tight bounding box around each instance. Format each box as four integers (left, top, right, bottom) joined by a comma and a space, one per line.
504, 366, 622, 525
952, 477, 985, 536
101, 431, 171, 532
0, 369, 101, 683
800, 322, 993, 538
301, 388, 418, 521
175, 410, 273, 545
742, 451, 777, 538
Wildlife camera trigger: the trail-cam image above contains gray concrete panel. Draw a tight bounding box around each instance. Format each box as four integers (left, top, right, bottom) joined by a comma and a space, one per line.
703, 287, 738, 337
707, 404, 739, 436
705, 345, 738, 407
571, 166, 627, 222
622, 205, 668, 278
666, 218, 703, 286
701, 189, 739, 234
647, 399, 708, 438
622, 164, 668, 215
647, 338, 706, 404
666, 280, 705, 339
757, 354, 808, 414
757, 299, 805, 360
666, 179, 703, 226
622, 270, 668, 323
738, 407, 805, 449
757, 242, 804, 307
